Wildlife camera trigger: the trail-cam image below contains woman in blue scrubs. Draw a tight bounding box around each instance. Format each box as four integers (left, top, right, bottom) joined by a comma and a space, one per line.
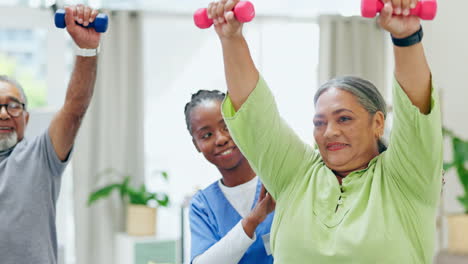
184, 90, 275, 264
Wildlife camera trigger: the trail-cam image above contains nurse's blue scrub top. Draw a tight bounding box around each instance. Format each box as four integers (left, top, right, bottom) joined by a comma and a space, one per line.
189, 179, 274, 263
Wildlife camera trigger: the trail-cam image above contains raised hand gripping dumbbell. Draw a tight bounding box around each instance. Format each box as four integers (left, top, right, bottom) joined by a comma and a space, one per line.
193, 1, 255, 29
55, 9, 109, 33
361, 0, 437, 20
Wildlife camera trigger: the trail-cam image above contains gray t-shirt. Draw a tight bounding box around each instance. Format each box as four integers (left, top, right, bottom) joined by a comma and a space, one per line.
0, 130, 70, 264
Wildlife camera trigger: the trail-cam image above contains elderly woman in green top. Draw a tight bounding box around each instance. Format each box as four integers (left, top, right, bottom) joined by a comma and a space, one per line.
205, 0, 442, 263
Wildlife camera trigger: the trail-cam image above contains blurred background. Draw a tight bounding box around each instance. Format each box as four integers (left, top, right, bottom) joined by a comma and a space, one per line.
0, 0, 466, 263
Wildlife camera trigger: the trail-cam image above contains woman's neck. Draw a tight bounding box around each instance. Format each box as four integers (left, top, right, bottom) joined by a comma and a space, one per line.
333, 153, 379, 184
219, 159, 256, 187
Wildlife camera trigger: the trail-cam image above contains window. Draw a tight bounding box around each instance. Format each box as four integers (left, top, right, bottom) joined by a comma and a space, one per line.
0, 29, 48, 108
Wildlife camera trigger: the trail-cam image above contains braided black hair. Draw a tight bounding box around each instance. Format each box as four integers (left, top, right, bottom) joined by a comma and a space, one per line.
184, 90, 226, 135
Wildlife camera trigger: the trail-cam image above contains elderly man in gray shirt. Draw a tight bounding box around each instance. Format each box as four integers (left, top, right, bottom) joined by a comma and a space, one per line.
0, 4, 102, 264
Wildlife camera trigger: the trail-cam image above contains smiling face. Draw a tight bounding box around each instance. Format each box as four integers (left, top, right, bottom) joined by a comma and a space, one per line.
0, 81, 29, 150
313, 87, 384, 175
189, 99, 246, 172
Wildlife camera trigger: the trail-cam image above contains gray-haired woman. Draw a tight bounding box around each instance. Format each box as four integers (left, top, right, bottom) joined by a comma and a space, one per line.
203, 0, 442, 263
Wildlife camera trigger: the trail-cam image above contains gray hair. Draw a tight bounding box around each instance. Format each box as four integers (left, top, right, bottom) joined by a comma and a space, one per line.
314, 76, 387, 153
0, 75, 28, 109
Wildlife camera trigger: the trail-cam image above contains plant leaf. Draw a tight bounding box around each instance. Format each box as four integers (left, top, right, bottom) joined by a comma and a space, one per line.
443, 127, 456, 138
453, 137, 468, 163
126, 186, 146, 205
120, 176, 130, 200
453, 138, 468, 194
88, 183, 121, 206
443, 162, 455, 171
444, 129, 468, 210
457, 195, 468, 214
156, 193, 170, 207
139, 184, 146, 194
89, 169, 172, 207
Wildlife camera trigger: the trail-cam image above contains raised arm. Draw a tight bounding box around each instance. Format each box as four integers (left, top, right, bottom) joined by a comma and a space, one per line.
378, 0, 443, 202
49, 5, 101, 161
378, 0, 431, 114
208, 0, 258, 111
208, 0, 319, 199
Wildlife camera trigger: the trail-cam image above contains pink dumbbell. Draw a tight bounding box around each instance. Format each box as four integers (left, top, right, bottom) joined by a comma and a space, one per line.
361, 0, 437, 20
193, 1, 255, 29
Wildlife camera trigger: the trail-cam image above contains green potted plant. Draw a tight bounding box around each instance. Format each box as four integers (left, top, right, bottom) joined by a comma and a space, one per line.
88, 169, 170, 236
443, 128, 468, 254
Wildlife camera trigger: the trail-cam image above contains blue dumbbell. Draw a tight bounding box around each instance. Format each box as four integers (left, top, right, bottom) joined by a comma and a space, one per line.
55, 9, 109, 33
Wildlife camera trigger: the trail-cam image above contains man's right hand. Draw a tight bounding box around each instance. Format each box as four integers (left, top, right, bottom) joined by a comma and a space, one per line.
207, 0, 244, 40
65, 5, 101, 49
242, 185, 276, 238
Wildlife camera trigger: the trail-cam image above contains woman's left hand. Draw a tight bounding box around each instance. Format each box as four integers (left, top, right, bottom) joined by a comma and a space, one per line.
378, 0, 421, 38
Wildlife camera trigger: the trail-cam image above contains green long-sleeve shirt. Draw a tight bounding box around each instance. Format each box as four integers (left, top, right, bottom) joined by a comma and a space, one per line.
222, 76, 443, 263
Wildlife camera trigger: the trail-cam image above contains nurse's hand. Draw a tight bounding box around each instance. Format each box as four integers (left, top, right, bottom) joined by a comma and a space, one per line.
242, 185, 276, 238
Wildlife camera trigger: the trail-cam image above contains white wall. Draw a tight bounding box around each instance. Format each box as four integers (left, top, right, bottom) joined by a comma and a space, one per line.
423, 0, 468, 250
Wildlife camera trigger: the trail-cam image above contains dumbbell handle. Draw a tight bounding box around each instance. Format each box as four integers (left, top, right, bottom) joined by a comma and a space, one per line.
54, 9, 109, 33
362, 0, 437, 20
194, 1, 255, 29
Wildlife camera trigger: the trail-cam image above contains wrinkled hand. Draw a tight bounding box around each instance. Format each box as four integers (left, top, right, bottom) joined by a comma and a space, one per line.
65, 5, 101, 49
207, 0, 243, 39
248, 185, 276, 224
378, 0, 421, 38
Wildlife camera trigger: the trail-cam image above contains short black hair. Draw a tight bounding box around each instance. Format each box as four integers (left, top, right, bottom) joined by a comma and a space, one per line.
184, 90, 225, 135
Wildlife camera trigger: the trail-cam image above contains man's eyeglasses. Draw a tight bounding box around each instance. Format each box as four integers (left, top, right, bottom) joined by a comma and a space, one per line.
0, 102, 26, 117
